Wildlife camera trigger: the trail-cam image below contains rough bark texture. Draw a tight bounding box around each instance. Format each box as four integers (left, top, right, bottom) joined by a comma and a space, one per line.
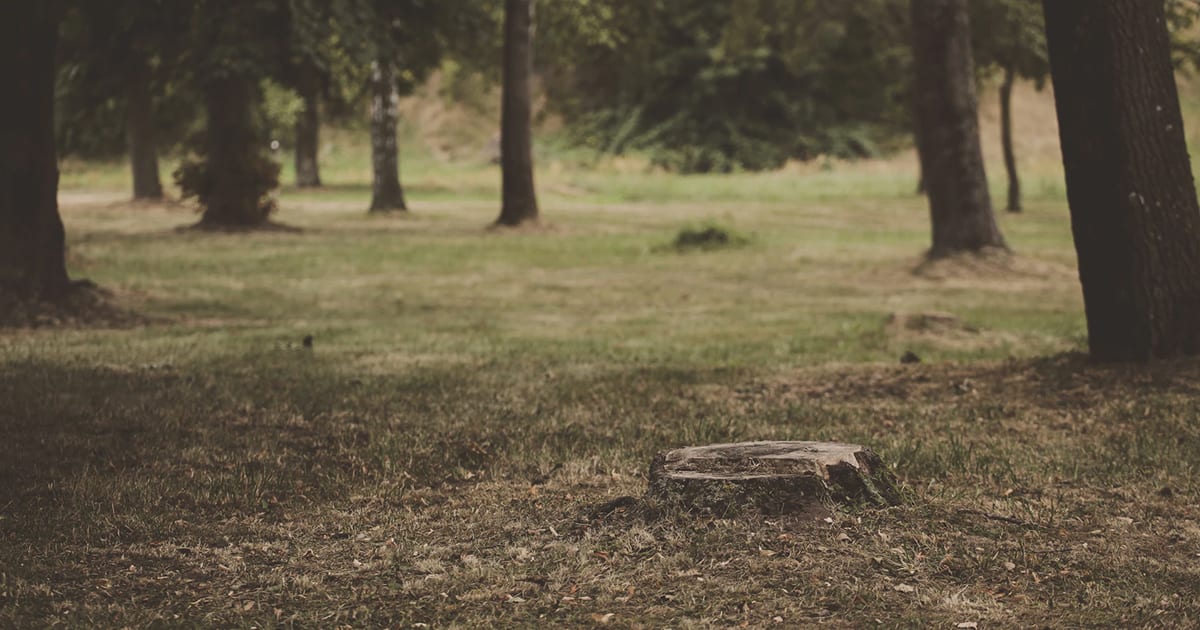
911, 0, 1007, 258
1043, 0, 1200, 361
648, 442, 901, 514
0, 2, 71, 300
295, 81, 322, 189
497, 0, 539, 226
196, 77, 275, 227
369, 61, 406, 212
1000, 65, 1021, 213
126, 61, 164, 201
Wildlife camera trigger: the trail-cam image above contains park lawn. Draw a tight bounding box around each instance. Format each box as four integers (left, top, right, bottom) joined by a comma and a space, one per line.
3, 163, 1200, 629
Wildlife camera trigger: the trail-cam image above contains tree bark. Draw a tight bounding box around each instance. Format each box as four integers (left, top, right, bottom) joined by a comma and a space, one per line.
1043, 0, 1200, 361
126, 61, 164, 201
999, 64, 1021, 213
496, 0, 539, 226
294, 80, 322, 188
911, 0, 1007, 258
197, 77, 275, 227
369, 60, 406, 212
0, 2, 71, 300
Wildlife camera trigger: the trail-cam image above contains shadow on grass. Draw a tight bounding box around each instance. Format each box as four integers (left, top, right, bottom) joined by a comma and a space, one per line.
4, 352, 1200, 546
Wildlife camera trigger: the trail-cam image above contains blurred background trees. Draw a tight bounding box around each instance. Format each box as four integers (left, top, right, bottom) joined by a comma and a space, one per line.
11, 0, 1200, 361
539, 0, 914, 173
48, 0, 1200, 188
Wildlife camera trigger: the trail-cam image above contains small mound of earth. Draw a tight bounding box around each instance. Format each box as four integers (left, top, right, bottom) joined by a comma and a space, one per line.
885, 311, 1015, 352
179, 220, 302, 234
886, 311, 979, 335
913, 248, 1075, 282
0, 282, 148, 330
486, 220, 566, 235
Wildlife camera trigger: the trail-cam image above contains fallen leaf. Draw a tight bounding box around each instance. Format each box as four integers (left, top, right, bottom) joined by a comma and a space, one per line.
894, 584, 915, 593
591, 613, 615, 624
956, 623, 978, 629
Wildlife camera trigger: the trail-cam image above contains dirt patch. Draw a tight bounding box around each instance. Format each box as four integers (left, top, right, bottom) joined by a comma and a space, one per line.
57, 190, 130, 207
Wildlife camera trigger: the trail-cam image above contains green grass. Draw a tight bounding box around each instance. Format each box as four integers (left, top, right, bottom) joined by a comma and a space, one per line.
6, 81, 1200, 627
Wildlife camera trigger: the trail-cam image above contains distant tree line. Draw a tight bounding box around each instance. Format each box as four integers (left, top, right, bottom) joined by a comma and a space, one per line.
3, 0, 1200, 361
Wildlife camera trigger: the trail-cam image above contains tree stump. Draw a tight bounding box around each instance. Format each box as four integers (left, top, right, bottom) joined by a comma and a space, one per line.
648, 441, 900, 514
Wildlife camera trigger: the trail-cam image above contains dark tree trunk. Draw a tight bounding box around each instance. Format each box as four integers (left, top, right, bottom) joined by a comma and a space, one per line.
911, 87, 927, 196
369, 61, 406, 212
197, 77, 275, 227
126, 61, 164, 201
999, 65, 1021, 213
496, 0, 539, 226
911, 0, 1007, 258
0, 2, 71, 300
1043, 0, 1200, 361
294, 80, 322, 188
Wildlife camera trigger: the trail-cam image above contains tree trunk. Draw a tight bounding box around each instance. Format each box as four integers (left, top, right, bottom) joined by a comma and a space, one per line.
369, 60, 406, 212
911, 0, 1007, 258
496, 0, 539, 226
912, 86, 927, 196
1000, 64, 1021, 213
197, 77, 274, 227
1043, 0, 1200, 361
0, 2, 71, 300
126, 61, 164, 201
294, 80, 322, 188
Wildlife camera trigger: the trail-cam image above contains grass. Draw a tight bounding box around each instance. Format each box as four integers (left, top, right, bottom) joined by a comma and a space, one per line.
4, 78, 1200, 627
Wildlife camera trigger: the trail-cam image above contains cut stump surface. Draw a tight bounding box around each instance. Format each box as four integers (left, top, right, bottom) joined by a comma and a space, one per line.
648, 441, 900, 514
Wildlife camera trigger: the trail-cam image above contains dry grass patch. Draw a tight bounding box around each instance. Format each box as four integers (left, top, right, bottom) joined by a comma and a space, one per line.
3, 356, 1200, 627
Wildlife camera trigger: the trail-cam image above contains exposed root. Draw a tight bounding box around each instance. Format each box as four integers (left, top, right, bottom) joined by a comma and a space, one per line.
0, 281, 148, 330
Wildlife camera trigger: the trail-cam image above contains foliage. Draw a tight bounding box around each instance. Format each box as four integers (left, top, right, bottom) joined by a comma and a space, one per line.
539, 0, 913, 173
969, 0, 1200, 84
969, 0, 1049, 84
260, 79, 307, 146
174, 125, 282, 226
55, 0, 196, 157
1168, 0, 1200, 72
